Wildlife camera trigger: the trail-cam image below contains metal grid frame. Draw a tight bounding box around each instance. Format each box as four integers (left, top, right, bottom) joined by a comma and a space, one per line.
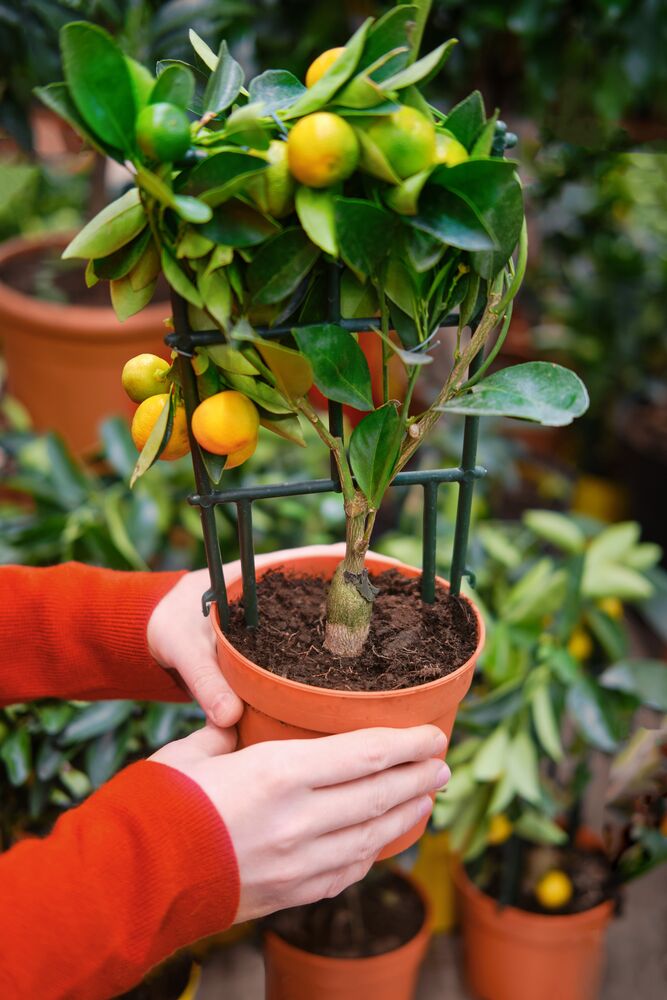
167, 273, 486, 630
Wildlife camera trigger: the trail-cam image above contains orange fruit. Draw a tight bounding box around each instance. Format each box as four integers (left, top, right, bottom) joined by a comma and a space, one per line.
122, 353, 170, 403
287, 112, 359, 188
305, 47, 346, 88
136, 102, 191, 162
535, 870, 573, 910
364, 106, 436, 179
225, 434, 258, 469
487, 813, 513, 845
191, 390, 259, 456
435, 131, 469, 167
131, 393, 189, 461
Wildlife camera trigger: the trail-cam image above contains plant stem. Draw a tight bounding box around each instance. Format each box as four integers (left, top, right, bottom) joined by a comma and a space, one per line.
297, 396, 356, 501
324, 491, 376, 658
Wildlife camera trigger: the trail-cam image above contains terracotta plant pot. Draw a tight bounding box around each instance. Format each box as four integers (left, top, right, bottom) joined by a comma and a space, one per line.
454, 864, 614, 1000
263, 869, 432, 1000
213, 549, 485, 858
0, 233, 169, 455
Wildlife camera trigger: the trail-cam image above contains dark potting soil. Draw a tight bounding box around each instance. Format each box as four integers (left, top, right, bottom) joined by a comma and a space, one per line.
265, 868, 425, 958
473, 843, 614, 916
226, 568, 479, 692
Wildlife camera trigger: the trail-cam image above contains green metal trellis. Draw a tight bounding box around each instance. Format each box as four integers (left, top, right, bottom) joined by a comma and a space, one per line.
167, 275, 486, 631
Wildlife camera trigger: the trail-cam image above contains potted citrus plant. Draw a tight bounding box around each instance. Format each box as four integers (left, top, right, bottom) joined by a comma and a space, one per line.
434, 510, 666, 1000
40, 2, 588, 869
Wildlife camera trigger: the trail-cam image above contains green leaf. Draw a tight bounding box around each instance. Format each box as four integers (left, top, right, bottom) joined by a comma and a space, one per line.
85, 725, 131, 788
126, 56, 154, 110
206, 344, 258, 375
531, 684, 564, 762
186, 150, 267, 205
600, 659, 667, 712
45, 434, 89, 508
382, 39, 457, 90
188, 29, 219, 71
443, 91, 486, 150
223, 373, 293, 414
35, 82, 122, 160
488, 770, 516, 815
440, 362, 589, 426
222, 103, 271, 149
61, 22, 136, 154
340, 268, 379, 318
587, 522, 641, 565
585, 606, 628, 662
60, 766, 92, 799
523, 509, 586, 554
248, 70, 306, 115
260, 413, 306, 447
161, 249, 202, 307
59, 701, 135, 745
350, 403, 402, 508
293, 323, 373, 410
62, 189, 146, 260
284, 18, 373, 119
203, 40, 244, 115
354, 127, 402, 184
567, 677, 619, 752
295, 186, 338, 255
100, 417, 138, 479
411, 187, 495, 251
177, 230, 214, 260
472, 725, 511, 781
151, 63, 195, 109
197, 267, 231, 327
359, 5, 419, 80
1, 728, 31, 786
110, 274, 157, 322
35, 704, 75, 735
247, 229, 320, 306
145, 703, 185, 748
506, 728, 541, 804
200, 199, 281, 247
93, 227, 151, 280
513, 809, 568, 846
335, 198, 396, 278
471, 112, 499, 158
130, 392, 174, 486
385, 168, 433, 215
129, 241, 160, 291
582, 563, 654, 601
36, 739, 67, 782
253, 340, 313, 399
173, 195, 213, 224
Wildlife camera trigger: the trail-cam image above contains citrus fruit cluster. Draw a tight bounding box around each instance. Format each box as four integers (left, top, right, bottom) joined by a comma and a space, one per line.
122, 354, 259, 469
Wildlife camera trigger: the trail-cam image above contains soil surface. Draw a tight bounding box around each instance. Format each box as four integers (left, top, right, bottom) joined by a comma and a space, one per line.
265, 868, 425, 958
226, 568, 479, 692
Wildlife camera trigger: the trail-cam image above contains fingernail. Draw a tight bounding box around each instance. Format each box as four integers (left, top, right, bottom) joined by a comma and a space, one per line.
434, 763, 451, 789
211, 694, 230, 724
418, 796, 434, 819
432, 730, 447, 755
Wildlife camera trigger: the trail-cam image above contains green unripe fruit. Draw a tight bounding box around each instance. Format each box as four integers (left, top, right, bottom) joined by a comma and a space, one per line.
435, 131, 469, 167
136, 102, 191, 162
365, 106, 436, 179
246, 140, 296, 218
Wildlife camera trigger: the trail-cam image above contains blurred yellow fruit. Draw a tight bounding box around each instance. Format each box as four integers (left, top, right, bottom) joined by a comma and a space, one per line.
287, 112, 359, 188
535, 869, 573, 910
567, 627, 593, 661
435, 131, 469, 166
365, 106, 436, 179
597, 597, 623, 620
191, 390, 259, 456
488, 813, 513, 845
305, 47, 346, 88
225, 435, 258, 470
122, 353, 170, 402
131, 393, 189, 461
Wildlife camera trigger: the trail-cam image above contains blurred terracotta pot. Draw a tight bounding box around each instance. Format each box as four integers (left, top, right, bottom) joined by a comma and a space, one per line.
0, 233, 168, 455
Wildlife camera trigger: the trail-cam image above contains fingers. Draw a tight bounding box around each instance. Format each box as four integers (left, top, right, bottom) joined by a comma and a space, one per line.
150, 722, 237, 766
307, 757, 450, 836
280, 726, 446, 789
188, 653, 244, 727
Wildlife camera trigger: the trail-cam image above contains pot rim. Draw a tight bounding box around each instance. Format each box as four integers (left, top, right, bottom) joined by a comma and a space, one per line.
212, 548, 486, 702
453, 862, 615, 930
263, 865, 432, 967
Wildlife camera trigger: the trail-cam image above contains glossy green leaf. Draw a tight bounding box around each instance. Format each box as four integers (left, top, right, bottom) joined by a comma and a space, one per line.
295, 186, 338, 255
411, 185, 495, 251
126, 56, 154, 110
85, 725, 131, 788
513, 809, 567, 846
60, 766, 92, 799
585, 606, 628, 662
151, 63, 195, 109
531, 684, 564, 762
441, 362, 589, 426
130, 391, 174, 486
443, 91, 486, 150
488, 770, 516, 814
206, 344, 258, 375
335, 198, 396, 278
35, 704, 75, 735
523, 509, 586, 554
36, 739, 67, 781
248, 70, 306, 115
45, 434, 89, 508
567, 677, 619, 752
471, 111, 499, 157
247, 229, 320, 305
506, 728, 541, 804
197, 267, 231, 327
186, 150, 266, 204
350, 403, 402, 507
335, 69, 394, 110
587, 522, 641, 565
161, 250, 202, 307
35, 82, 122, 160
200, 199, 281, 247
354, 127, 402, 184
177, 230, 214, 260
223, 373, 293, 414
145, 703, 185, 748
293, 323, 373, 410
174, 195, 213, 224
100, 417, 138, 480
472, 725, 511, 781
283, 18, 373, 119
110, 274, 157, 322
600, 659, 667, 711
129, 241, 160, 292
358, 5, 417, 79
260, 413, 306, 447
1, 728, 31, 786
253, 340, 313, 399
93, 227, 150, 280
62, 189, 146, 260
61, 22, 136, 154
385, 168, 433, 215
203, 40, 244, 115
582, 562, 653, 601
382, 39, 457, 90
59, 701, 135, 745
156, 59, 208, 116
221, 103, 271, 149
188, 29, 218, 71
340, 268, 379, 318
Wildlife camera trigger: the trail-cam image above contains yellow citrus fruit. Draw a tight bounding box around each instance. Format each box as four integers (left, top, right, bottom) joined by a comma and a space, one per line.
246, 140, 295, 217
131, 393, 189, 461
136, 102, 191, 162
488, 813, 513, 845
305, 47, 346, 88
365, 106, 436, 179
597, 597, 623, 620
287, 112, 359, 188
567, 627, 593, 661
122, 353, 170, 403
435, 131, 469, 167
535, 869, 573, 910
191, 390, 260, 456
225, 434, 258, 470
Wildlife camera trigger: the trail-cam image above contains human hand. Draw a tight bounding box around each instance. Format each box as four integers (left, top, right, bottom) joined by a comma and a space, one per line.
151, 722, 450, 922
147, 544, 347, 727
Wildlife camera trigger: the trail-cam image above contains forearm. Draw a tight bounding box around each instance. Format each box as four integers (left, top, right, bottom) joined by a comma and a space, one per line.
0, 760, 239, 999
0, 563, 187, 704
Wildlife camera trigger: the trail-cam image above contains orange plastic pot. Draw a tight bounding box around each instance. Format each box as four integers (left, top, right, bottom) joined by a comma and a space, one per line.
213, 549, 484, 859
454, 865, 614, 1000
264, 869, 432, 1000
0, 233, 168, 455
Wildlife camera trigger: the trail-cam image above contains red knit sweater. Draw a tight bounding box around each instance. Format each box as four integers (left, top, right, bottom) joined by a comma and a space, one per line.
0, 563, 240, 999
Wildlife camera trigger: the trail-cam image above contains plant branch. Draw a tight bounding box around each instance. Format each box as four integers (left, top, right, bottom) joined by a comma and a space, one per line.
297, 396, 356, 501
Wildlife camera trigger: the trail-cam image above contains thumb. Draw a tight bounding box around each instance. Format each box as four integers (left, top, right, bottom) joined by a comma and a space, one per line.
150, 722, 237, 767
189, 655, 244, 728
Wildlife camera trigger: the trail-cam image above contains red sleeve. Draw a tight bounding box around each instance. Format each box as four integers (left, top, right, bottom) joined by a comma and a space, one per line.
0, 563, 188, 704
0, 760, 240, 999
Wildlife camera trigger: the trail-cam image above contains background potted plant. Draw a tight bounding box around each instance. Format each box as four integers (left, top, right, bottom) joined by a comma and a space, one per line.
432, 509, 666, 1000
